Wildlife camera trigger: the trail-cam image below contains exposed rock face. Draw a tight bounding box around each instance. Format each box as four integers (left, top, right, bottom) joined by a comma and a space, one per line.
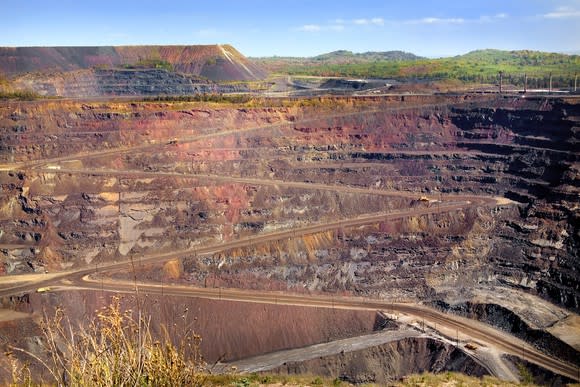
0, 95, 578, 313
431, 301, 579, 366
502, 355, 575, 387
0, 45, 267, 81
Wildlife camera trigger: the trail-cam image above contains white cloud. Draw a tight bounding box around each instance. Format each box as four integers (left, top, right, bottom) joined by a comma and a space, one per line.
298, 24, 322, 32
197, 28, 218, 37
403, 13, 508, 25
543, 6, 580, 18
478, 13, 508, 23
410, 17, 465, 24
351, 18, 384, 25
296, 17, 383, 32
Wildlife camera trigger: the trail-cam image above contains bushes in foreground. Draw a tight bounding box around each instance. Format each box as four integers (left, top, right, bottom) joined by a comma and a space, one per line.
10, 296, 205, 386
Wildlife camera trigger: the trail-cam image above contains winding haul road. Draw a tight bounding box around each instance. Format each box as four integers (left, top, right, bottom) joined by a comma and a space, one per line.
1, 99, 577, 382
0, 197, 480, 298
48, 277, 578, 382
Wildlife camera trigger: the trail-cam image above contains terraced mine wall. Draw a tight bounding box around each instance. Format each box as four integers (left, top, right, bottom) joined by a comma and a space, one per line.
0, 95, 578, 312
10, 69, 251, 97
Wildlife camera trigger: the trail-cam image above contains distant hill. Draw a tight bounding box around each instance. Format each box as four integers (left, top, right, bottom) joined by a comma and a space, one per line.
313, 50, 423, 62
457, 49, 578, 66
0, 45, 267, 81
255, 48, 579, 87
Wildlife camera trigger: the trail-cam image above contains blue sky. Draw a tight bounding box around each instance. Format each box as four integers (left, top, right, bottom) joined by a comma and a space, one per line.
1, 0, 579, 57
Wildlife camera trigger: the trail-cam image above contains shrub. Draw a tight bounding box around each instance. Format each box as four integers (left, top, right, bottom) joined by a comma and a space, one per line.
37, 296, 206, 386
0, 90, 41, 100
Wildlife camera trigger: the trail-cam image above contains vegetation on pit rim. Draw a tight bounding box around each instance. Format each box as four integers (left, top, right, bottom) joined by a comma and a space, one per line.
394, 372, 542, 386
257, 49, 580, 87
0, 90, 43, 100
142, 93, 256, 104
123, 59, 174, 71
203, 371, 548, 386
139, 93, 392, 111
140, 93, 322, 106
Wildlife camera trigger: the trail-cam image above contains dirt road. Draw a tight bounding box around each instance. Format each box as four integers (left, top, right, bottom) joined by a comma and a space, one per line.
53, 277, 579, 381
0, 199, 473, 298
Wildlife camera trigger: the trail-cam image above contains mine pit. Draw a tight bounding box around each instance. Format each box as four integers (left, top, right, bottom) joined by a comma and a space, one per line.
1, 93, 579, 384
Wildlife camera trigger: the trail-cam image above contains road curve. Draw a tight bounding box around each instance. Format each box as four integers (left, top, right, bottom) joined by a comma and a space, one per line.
0, 200, 471, 297
66, 277, 579, 381
35, 167, 506, 207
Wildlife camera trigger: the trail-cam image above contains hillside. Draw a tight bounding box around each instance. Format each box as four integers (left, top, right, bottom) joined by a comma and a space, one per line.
313, 50, 423, 62
254, 50, 422, 74
0, 44, 267, 81
255, 49, 580, 87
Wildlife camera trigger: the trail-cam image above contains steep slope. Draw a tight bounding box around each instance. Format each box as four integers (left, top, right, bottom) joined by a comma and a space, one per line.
0, 45, 267, 81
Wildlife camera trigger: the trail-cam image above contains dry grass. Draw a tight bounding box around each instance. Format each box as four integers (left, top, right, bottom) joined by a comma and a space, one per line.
395, 372, 533, 387
11, 295, 205, 386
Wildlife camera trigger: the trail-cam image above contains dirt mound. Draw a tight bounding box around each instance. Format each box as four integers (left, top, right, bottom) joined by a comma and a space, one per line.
0, 45, 267, 81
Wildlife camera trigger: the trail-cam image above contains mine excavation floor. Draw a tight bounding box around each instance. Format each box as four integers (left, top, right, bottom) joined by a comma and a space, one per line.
0, 94, 579, 383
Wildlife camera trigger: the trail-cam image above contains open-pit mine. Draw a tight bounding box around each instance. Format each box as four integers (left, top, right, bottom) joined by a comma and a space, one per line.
0, 45, 579, 385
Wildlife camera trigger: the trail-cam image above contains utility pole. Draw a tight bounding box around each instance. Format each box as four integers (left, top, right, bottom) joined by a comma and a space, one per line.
524, 73, 527, 93
575, 73, 578, 92
549, 72, 553, 93
498, 71, 503, 94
